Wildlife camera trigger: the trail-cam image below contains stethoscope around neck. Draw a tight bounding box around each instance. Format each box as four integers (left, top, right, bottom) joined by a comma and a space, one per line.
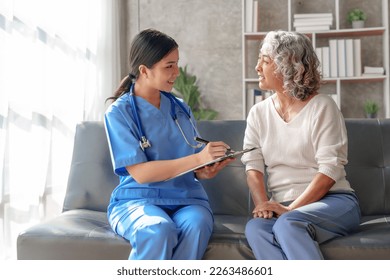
127, 83, 203, 151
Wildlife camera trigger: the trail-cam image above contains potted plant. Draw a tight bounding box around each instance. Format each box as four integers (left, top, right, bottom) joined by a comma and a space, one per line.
347, 8, 366, 29
173, 65, 218, 120
364, 100, 379, 118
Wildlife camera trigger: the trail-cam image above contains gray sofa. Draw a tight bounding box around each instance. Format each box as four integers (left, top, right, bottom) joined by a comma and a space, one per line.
17, 119, 390, 259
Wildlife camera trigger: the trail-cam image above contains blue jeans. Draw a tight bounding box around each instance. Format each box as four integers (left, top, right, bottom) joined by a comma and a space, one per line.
245, 192, 361, 260
114, 204, 213, 260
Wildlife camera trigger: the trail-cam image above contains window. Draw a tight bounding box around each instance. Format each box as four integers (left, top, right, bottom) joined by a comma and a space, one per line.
0, 0, 120, 259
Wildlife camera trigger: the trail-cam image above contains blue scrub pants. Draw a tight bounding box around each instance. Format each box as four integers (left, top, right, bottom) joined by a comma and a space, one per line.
115, 204, 213, 260
245, 192, 360, 260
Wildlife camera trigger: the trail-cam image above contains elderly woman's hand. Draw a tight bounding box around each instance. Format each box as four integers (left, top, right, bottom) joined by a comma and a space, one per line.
252, 201, 291, 218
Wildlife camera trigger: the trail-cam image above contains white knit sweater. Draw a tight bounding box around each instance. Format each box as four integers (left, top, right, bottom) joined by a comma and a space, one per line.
241, 94, 353, 203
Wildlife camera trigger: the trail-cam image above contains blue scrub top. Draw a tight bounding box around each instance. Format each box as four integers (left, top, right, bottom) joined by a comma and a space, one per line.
104, 92, 211, 225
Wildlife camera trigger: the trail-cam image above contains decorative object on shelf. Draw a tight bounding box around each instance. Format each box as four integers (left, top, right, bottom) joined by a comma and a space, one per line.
173, 65, 218, 120
347, 8, 366, 29
364, 100, 379, 118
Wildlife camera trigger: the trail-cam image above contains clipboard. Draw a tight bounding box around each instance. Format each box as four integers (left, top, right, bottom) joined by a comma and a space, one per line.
165, 147, 257, 181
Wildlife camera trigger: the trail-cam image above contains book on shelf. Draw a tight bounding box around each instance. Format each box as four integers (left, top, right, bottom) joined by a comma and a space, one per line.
345, 39, 354, 77
353, 39, 362, 77
245, 0, 259, 32
293, 13, 333, 19
322, 46, 330, 78
245, 0, 253, 32
293, 18, 333, 27
253, 0, 259, 32
295, 25, 330, 32
316, 47, 322, 74
337, 39, 346, 77
329, 39, 338, 78
253, 88, 263, 103
246, 88, 265, 111
293, 13, 333, 32
249, 88, 265, 103
363, 66, 385, 75
250, 89, 273, 102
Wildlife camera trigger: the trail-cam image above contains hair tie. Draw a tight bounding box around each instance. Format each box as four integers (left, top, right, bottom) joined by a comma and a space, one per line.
128, 73, 136, 82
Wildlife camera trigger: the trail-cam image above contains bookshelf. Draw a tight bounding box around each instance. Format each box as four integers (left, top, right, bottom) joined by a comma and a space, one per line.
242, 0, 389, 119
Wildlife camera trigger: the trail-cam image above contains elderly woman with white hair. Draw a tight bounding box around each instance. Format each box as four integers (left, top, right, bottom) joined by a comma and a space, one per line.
241, 30, 361, 260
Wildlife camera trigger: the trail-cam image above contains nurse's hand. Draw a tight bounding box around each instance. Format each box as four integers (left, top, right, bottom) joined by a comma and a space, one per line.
194, 157, 235, 179
194, 141, 233, 179
197, 141, 231, 162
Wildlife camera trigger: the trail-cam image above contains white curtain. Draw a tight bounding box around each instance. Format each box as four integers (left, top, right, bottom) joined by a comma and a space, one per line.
0, 0, 120, 259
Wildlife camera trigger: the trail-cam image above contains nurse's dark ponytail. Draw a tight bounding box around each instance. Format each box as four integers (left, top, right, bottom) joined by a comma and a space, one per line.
105, 74, 135, 103
105, 28, 178, 103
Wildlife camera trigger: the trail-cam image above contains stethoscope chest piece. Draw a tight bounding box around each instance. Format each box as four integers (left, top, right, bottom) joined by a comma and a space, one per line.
140, 136, 151, 151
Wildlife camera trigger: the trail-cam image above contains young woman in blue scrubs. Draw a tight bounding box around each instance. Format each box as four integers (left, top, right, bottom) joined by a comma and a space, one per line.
104, 29, 233, 260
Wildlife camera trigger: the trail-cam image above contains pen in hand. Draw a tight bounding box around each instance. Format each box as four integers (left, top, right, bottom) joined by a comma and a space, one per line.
195, 137, 232, 155
194, 137, 209, 145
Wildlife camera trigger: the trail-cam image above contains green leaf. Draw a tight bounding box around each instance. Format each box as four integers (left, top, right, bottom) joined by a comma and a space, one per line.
173, 65, 218, 120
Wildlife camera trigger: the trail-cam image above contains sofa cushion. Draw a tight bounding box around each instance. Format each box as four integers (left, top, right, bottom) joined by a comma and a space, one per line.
63, 122, 118, 213
17, 209, 130, 260
344, 119, 390, 216
17, 210, 255, 260
203, 215, 255, 260
320, 215, 390, 259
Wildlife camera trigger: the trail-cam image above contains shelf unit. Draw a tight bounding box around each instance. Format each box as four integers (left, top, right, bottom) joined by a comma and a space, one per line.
242, 0, 389, 119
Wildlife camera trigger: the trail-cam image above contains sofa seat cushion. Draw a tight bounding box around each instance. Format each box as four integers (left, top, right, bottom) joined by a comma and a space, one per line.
17, 210, 390, 260
17, 210, 255, 260
17, 209, 130, 260
320, 215, 390, 259
204, 215, 255, 260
